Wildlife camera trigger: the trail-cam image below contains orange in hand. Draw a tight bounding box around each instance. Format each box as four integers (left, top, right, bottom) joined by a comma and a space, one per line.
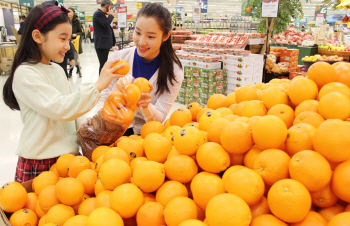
124, 84, 141, 106
133, 78, 150, 93
112, 59, 130, 75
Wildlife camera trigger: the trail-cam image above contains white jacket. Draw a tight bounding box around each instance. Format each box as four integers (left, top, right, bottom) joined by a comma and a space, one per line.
96, 47, 184, 134
13, 62, 101, 159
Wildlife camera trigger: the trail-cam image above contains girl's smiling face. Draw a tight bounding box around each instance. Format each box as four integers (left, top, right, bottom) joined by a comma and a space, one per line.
133, 16, 170, 62
34, 22, 72, 65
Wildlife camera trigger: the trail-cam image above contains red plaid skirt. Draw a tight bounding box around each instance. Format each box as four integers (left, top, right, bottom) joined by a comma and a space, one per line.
15, 156, 58, 183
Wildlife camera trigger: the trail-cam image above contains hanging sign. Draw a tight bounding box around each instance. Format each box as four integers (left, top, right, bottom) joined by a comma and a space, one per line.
19, 0, 34, 7
78, 11, 85, 24
261, 0, 279, 18
199, 0, 207, 13
118, 6, 127, 28
315, 13, 325, 27
193, 6, 201, 21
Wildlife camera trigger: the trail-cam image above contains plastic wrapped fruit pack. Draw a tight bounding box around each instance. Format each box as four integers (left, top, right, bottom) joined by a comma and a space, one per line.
78, 74, 150, 161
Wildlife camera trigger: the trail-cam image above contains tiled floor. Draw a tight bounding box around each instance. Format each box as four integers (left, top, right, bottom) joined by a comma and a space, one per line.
0, 42, 184, 185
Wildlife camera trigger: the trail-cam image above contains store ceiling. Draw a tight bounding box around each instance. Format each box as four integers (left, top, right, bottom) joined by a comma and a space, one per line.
10, 0, 349, 18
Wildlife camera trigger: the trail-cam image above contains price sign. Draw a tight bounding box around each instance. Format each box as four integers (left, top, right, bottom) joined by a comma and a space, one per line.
315, 13, 325, 27
261, 0, 279, 18
193, 6, 201, 21
118, 7, 127, 28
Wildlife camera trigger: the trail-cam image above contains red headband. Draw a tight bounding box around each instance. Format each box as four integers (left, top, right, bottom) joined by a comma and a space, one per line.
34, 6, 68, 30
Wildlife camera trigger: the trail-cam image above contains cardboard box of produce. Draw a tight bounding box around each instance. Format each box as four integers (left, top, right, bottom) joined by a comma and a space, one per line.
250, 54, 264, 62
184, 66, 194, 78
223, 55, 244, 63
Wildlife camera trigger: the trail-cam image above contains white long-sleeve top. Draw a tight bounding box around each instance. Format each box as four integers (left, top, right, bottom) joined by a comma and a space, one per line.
12, 62, 101, 159
96, 47, 184, 134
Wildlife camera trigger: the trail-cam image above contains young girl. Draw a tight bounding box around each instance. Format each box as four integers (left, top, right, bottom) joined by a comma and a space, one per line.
96, 3, 184, 135
2, 3, 125, 183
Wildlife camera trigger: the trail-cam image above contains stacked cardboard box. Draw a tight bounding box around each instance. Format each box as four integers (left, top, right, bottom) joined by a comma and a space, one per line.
177, 64, 227, 107
225, 54, 264, 94
280, 49, 299, 72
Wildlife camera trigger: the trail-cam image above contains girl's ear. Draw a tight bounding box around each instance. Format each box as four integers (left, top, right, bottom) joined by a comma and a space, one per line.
163, 31, 171, 42
32, 29, 44, 44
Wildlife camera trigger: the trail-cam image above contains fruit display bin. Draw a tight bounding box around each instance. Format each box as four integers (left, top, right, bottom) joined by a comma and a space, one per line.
317, 49, 350, 61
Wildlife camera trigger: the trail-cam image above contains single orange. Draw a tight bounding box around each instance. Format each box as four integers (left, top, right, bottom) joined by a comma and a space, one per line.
206, 193, 252, 226
156, 181, 188, 207
133, 77, 150, 93
113, 59, 130, 75
310, 183, 338, 208
9, 209, 38, 226
268, 179, 312, 223
224, 167, 265, 206
140, 121, 164, 139
250, 196, 271, 219
220, 121, 253, 154
285, 123, 316, 156
136, 202, 166, 226
187, 103, 202, 121
250, 214, 287, 226
170, 108, 192, 127
253, 149, 290, 186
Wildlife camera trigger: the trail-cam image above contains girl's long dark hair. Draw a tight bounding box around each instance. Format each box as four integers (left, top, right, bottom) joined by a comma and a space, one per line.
2, 4, 71, 111
136, 3, 182, 96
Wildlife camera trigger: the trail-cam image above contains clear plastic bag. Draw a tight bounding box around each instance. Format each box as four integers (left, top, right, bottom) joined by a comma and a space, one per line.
78, 76, 150, 161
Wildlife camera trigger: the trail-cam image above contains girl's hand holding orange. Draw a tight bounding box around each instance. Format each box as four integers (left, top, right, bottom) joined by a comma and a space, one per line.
95, 59, 128, 92
138, 84, 154, 109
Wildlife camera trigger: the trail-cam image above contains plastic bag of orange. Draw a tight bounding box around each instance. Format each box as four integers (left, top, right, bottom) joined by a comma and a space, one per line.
78, 76, 150, 161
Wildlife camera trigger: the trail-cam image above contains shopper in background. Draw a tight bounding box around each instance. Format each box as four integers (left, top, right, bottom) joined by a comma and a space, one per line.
18, 14, 26, 35
95, 3, 183, 136
301, 25, 306, 32
128, 23, 134, 31
68, 7, 83, 77
93, 0, 116, 74
2, 3, 125, 183
89, 24, 94, 43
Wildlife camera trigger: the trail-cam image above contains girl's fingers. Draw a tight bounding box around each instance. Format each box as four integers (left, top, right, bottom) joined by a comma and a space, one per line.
141, 93, 151, 99
138, 99, 151, 107
102, 59, 120, 71
109, 63, 125, 74
149, 84, 154, 93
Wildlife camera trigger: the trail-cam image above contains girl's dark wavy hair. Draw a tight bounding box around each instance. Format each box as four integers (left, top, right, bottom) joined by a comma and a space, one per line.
136, 3, 182, 95
3, 4, 71, 111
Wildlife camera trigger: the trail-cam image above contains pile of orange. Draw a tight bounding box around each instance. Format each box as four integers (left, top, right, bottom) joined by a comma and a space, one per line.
101, 75, 150, 125
3, 61, 350, 226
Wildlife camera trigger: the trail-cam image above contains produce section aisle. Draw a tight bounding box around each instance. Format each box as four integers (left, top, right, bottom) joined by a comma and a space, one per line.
0, 42, 184, 184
